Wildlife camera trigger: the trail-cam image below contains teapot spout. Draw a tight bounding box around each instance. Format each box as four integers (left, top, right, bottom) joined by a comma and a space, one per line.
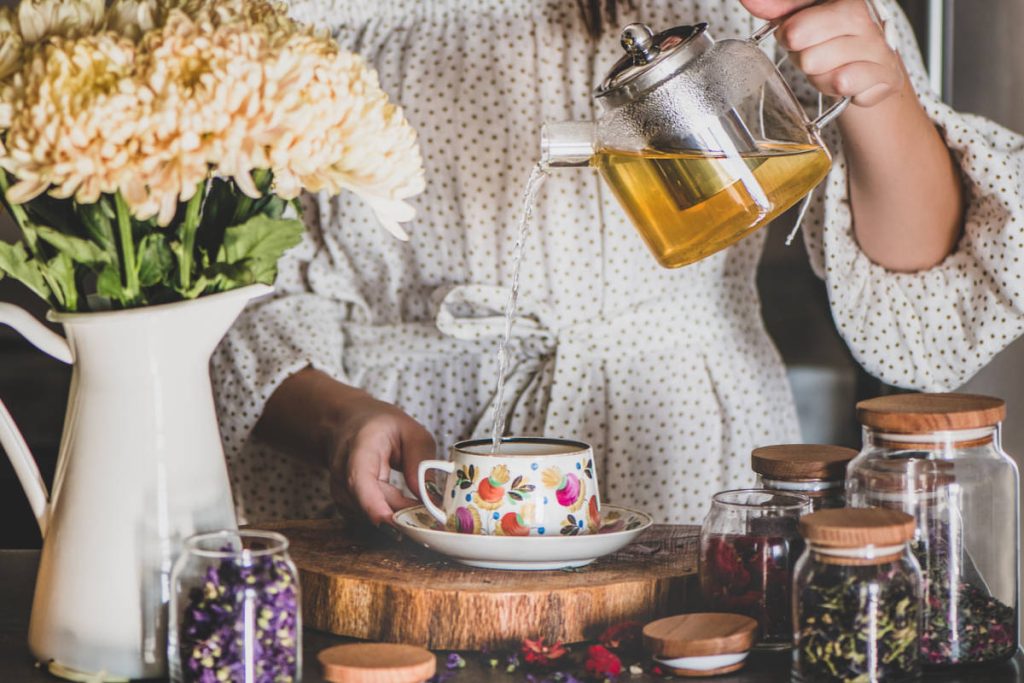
541, 121, 594, 168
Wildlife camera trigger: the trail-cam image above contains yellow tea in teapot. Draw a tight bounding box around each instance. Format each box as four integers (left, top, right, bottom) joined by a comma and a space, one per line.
594, 142, 830, 268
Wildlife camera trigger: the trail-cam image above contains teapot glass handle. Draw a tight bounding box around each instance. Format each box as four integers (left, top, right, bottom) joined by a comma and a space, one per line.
749, 21, 851, 131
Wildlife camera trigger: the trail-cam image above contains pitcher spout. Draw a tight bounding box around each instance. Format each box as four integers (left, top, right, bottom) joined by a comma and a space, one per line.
540, 121, 595, 168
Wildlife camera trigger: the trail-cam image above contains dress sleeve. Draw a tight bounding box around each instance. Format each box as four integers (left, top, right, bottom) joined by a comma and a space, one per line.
210, 194, 352, 518
782, 0, 1024, 391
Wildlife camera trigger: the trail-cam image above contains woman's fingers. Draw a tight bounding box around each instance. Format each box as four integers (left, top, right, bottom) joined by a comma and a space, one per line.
806, 61, 900, 104
329, 407, 438, 526
776, 0, 876, 51
738, 0, 815, 21
397, 426, 437, 500
340, 430, 401, 526
790, 35, 894, 77
378, 480, 421, 511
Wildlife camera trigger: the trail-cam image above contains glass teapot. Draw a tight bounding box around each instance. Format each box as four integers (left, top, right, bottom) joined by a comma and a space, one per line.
542, 22, 848, 269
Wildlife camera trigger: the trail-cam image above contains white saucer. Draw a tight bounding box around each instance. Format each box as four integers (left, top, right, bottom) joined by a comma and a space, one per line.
393, 504, 653, 570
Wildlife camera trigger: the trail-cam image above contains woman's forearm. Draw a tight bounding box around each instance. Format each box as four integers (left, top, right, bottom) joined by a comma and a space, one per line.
839, 65, 964, 272
254, 367, 369, 469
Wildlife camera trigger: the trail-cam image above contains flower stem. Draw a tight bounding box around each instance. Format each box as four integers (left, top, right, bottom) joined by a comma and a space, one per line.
0, 172, 40, 256
179, 180, 206, 291
114, 192, 139, 304
230, 169, 270, 224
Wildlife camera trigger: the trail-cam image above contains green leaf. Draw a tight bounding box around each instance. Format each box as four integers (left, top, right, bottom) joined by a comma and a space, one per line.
35, 224, 110, 268
203, 261, 253, 291
76, 200, 118, 256
44, 252, 78, 311
0, 241, 51, 303
216, 215, 304, 285
96, 263, 124, 301
137, 233, 173, 287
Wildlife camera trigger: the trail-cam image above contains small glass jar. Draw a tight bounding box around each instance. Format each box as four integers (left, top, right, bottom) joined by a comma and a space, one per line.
751, 444, 857, 511
847, 393, 1019, 667
169, 530, 302, 683
699, 489, 811, 649
793, 508, 922, 683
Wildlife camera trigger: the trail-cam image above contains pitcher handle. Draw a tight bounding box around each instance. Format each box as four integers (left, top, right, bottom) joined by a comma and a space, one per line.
748, 21, 851, 131
417, 460, 455, 526
0, 303, 73, 536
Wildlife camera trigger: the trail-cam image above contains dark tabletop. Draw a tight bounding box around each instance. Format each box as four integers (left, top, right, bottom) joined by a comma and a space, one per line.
1, 550, 1021, 682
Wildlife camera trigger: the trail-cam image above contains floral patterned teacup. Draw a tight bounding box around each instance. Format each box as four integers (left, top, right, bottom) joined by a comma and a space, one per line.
418, 437, 602, 536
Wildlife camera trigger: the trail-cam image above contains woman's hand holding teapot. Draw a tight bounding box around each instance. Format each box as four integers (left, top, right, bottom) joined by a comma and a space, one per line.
740, 0, 904, 108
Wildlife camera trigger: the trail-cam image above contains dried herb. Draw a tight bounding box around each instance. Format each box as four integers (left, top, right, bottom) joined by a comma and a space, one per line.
522, 639, 569, 668
910, 529, 1017, 665
701, 533, 802, 645
794, 559, 920, 683
178, 550, 299, 683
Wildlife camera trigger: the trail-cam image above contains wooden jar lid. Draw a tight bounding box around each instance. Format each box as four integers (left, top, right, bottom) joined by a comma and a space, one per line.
318, 644, 436, 683
856, 393, 1005, 432
751, 444, 857, 480
643, 613, 758, 659
799, 508, 915, 548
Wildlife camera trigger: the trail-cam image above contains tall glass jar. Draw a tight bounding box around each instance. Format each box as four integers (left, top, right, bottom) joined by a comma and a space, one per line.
793, 508, 922, 683
847, 393, 1019, 667
751, 444, 857, 510
700, 489, 811, 649
169, 530, 302, 683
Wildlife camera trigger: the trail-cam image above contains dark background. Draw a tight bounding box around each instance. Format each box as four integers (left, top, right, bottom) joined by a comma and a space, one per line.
2, 0, 1022, 548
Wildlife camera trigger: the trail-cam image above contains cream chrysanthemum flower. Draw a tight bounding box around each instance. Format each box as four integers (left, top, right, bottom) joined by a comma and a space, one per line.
18, 0, 104, 44
277, 39, 425, 240
0, 0, 425, 236
104, 0, 160, 42
0, 8, 23, 82
2, 33, 141, 205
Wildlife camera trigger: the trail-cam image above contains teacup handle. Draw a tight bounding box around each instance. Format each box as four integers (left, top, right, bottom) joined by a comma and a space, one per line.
417, 459, 456, 525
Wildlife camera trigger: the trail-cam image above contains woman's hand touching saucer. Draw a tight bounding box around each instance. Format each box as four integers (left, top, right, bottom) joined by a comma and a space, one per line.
256, 367, 436, 527
327, 395, 437, 527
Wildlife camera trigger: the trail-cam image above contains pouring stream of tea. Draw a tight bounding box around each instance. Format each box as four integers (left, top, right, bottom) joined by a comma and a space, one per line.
489, 162, 549, 452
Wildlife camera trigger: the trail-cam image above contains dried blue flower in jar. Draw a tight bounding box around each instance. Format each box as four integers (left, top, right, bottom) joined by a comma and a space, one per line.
793, 509, 922, 683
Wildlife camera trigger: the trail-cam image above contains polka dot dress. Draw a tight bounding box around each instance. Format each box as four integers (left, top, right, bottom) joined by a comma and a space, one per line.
210, 0, 1024, 525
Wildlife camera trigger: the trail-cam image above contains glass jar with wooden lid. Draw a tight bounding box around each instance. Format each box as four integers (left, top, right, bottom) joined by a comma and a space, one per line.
699, 489, 811, 650
751, 444, 856, 510
846, 392, 1019, 667
793, 508, 922, 683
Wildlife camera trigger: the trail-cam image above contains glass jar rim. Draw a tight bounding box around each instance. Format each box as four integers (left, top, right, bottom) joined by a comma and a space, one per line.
184, 529, 289, 559
711, 488, 810, 511
866, 425, 998, 443
762, 477, 843, 492
807, 542, 908, 566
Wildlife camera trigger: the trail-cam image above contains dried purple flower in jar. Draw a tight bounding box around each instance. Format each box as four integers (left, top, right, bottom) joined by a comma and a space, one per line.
178, 549, 300, 683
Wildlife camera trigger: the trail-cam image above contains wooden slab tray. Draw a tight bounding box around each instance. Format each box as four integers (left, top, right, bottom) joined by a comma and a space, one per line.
265, 519, 699, 651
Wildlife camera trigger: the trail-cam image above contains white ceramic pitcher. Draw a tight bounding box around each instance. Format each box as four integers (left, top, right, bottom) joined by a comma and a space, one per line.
0, 284, 270, 680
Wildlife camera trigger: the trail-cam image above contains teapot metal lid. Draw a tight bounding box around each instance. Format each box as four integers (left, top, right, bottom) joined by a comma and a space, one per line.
596, 22, 714, 107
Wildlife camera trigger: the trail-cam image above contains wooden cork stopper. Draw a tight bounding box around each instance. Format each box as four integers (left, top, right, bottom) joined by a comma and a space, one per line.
751, 444, 857, 480
644, 613, 757, 678
799, 508, 915, 548
643, 613, 758, 659
856, 393, 1005, 433
318, 643, 436, 683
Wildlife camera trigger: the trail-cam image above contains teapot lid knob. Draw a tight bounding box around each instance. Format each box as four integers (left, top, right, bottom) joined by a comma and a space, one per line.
621, 23, 658, 64
597, 23, 713, 107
